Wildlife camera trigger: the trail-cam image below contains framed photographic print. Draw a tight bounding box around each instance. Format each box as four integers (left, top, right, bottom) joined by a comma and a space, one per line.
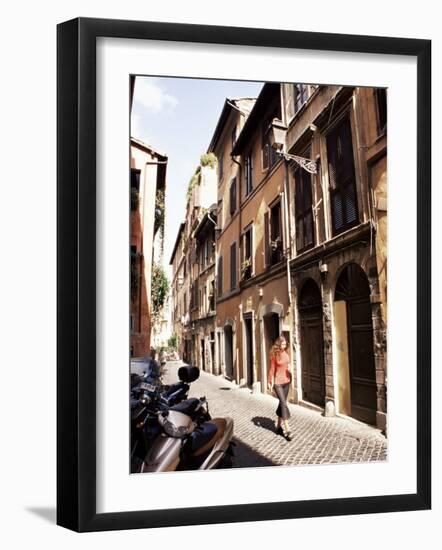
57, 17, 431, 532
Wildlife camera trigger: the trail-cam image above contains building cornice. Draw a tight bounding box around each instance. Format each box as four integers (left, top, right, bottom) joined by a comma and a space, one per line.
289, 221, 373, 273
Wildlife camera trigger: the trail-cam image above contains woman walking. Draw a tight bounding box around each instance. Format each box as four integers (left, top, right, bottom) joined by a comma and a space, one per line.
267, 336, 292, 441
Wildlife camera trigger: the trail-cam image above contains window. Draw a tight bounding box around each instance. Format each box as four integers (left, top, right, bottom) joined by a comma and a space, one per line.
130, 169, 141, 210
208, 280, 215, 312
294, 155, 315, 252
202, 286, 206, 315
205, 239, 210, 267
130, 245, 138, 299
199, 246, 204, 271
183, 292, 187, 313
326, 116, 359, 235
130, 169, 140, 191
265, 200, 284, 265
229, 177, 237, 216
241, 226, 253, 281
193, 281, 199, 308
261, 120, 279, 171
217, 256, 223, 297
245, 153, 253, 196
230, 241, 237, 290
190, 283, 194, 309
218, 199, 223, 231
231, 125, 237, 150
294, 84, 309, 114
218, 152, 224, 182
375, 88, 387, 134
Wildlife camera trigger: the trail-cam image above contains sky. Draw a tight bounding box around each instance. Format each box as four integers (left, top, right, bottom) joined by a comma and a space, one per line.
131, 76, 263, 277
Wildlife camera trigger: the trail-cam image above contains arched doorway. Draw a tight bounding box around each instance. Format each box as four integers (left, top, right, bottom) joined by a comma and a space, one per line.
259, 303, 284, 392
298, 279, 326, 406
335, 264, 377, 425
224, 324, 234, 379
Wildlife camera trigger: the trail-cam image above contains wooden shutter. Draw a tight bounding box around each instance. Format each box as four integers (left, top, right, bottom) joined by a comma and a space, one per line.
250, 153, 253, 190
249, 227, 253, 271
327, 117, 358, 235
230, 178, 237, 215
218, 153, 224, 181
245, 153, 253, 195
262, 122, 269, 171
217, 256, 223, 296
375, 88, 387, 133
295, 164, 314, 252
230, 242, 237, 290
264, 211, 270, 267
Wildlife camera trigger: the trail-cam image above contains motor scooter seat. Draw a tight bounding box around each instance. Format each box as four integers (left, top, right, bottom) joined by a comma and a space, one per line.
169, 398, 200, 417
191, 418, 226, 457
186, 422, 218, 454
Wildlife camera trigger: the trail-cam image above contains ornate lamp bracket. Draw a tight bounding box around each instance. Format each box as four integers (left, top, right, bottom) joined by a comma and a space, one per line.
276, 150, 317, 174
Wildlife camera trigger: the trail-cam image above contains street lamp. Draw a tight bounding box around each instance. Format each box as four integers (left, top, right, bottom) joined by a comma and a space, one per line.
269, 118, 318, 174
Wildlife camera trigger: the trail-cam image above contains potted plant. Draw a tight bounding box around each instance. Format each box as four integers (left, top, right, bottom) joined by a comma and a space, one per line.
241, 258, 252, 279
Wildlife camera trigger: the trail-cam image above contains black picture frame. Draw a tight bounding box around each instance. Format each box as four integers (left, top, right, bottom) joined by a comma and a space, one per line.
57, 17, 431, 532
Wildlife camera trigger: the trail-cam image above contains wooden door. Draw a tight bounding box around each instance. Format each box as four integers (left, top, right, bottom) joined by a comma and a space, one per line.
299, 280, 325, 406
347, 298, 377, 424
335, 264, 377, 425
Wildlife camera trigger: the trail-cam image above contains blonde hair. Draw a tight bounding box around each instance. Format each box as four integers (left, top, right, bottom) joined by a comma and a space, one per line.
271, 336, 287, 360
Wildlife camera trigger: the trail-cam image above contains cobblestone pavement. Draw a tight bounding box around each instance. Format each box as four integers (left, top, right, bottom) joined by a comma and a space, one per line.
162, 361, 387, 468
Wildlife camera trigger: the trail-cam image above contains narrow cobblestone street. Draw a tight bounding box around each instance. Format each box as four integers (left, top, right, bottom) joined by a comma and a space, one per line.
163, 360, 387, 468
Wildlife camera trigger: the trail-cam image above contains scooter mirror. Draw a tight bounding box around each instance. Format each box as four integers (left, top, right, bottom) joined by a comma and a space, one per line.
178, 365, 200, 383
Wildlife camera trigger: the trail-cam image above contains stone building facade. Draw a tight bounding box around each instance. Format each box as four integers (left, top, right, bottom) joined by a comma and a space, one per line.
191, 206, 218, 374
279, 83, 387, 430
170, 161, 218, 367
130, 138, 167, 357
229, 85, 293, 393
171, 83, 387, 430
207, 97, 255, 383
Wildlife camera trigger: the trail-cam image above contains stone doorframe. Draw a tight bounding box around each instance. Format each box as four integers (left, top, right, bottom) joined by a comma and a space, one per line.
329, 258, 387, 430
215, 327, 224, 377
259, 302, 284, 394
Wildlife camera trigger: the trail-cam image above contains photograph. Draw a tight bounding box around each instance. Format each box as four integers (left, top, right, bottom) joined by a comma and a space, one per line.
129, 76, 388, 474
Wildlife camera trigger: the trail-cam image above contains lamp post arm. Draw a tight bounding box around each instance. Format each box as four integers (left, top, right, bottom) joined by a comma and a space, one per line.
276, 150, 317, 174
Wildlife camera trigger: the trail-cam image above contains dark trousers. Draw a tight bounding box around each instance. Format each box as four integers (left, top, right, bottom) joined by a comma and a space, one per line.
274, 383, 291, 420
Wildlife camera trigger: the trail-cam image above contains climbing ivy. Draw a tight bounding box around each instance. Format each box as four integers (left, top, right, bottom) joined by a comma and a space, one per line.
186, 167, 200, 200
154, 188, 165, 252
200, 152, 218, 169
151, 262, 169, 322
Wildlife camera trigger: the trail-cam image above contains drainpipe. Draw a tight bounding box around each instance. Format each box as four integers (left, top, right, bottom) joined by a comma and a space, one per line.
282, 158, 296, 398
282, 160, 292, 307
207, 211, 217, 227
231, 154, 243, 381
232, 154, 243, 285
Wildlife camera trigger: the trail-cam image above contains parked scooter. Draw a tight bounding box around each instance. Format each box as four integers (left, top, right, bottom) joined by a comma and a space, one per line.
140, 394, 234, 472
130, 365, 201, 472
